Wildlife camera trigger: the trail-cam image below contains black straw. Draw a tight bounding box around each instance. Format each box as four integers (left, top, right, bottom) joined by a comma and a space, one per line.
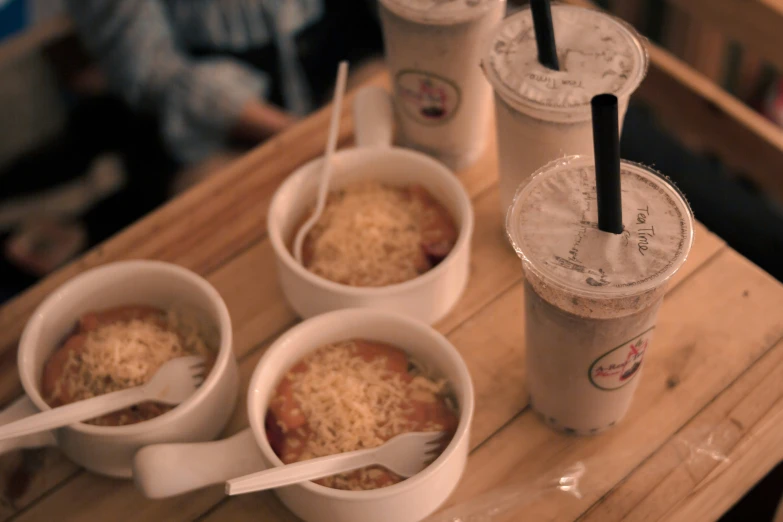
591, 94, 623, 234
531, 0, 559, 71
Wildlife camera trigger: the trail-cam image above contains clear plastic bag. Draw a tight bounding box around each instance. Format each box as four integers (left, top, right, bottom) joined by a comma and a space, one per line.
673, 425, 732, 470
425, 426, 731, 522
425, 462, 586, 522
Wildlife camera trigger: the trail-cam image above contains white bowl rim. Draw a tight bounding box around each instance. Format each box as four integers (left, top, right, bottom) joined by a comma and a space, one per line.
17, 259, 234, 437
246, 308, 475, 501
267, 147, 475, 297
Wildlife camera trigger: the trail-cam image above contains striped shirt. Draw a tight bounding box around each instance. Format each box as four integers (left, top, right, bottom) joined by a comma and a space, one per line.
65, 0, 326, 164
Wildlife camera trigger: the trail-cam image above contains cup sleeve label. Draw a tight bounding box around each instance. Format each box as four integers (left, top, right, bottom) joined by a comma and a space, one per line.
394, 69, 461, 125
588, 326, 654, 391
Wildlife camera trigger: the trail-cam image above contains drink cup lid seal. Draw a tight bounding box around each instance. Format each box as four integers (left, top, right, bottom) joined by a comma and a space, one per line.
482, 4, 649, 122
506, 155, 694, 300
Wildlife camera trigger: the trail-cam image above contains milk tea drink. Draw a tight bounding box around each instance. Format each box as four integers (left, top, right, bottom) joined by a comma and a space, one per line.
379, 0, 506, 171
507, 156, 694, 434
482, 4, 648, 217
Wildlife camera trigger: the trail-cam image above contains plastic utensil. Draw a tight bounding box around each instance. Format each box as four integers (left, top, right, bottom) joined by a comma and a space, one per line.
0, 355, 206, 441
226, 430, 445, 496
293, 60, 349, 264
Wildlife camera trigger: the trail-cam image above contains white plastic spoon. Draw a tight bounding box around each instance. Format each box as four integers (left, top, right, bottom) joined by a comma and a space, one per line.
293, 60, 349, 264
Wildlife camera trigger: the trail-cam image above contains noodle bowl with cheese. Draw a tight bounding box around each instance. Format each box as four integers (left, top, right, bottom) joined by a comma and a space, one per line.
268, 137, 474, 325
42, 305, 218, 426
296, 181, 458, 288
265, 339, 458, 491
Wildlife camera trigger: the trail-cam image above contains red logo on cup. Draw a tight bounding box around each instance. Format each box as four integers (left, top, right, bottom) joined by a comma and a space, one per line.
395, 70, 461, 125
588, 327, 654, 391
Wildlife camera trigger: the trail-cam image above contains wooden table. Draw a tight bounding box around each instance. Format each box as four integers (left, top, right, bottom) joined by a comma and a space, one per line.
1, 73, 782, 522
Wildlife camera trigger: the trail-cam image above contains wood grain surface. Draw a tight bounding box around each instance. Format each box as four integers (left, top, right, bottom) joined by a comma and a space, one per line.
0, 70, 781, 522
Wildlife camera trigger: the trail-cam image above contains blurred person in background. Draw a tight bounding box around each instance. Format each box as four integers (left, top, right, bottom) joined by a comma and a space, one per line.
65, 0, 382, 169
0, 0, 382, 287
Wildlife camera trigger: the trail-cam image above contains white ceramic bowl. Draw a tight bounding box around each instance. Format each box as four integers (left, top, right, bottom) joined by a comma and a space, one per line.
1, 260, 238, 478
248, 308, 474, 522
134, 309, 475, 522
267, 87, 474, 325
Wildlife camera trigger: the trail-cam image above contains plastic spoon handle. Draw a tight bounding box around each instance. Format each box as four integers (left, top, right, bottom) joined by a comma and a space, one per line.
293, 61, 349, 263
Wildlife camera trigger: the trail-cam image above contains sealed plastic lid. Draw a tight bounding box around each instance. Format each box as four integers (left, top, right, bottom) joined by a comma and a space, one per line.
379, 0, 503, 25
482, 4, 648, 122
506, 156, 693, 300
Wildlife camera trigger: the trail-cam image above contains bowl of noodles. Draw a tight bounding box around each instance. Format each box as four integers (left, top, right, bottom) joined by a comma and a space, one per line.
267, 86, 474, 325
8, 260, 238, 478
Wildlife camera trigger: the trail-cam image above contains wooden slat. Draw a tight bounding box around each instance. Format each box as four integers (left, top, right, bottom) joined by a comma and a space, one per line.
665, 0, 783, 74
0, 450, 76, 519
637, 44, 783, 199
566, 0, 783, 202
578, 338, 783, 522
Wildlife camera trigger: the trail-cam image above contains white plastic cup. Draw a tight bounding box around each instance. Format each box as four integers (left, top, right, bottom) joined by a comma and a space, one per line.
379, 0, 506, 171
507, 156, 694, 434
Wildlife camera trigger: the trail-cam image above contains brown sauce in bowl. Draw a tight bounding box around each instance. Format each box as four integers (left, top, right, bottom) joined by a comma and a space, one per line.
41, 305, 216, 426
293, 182, 458, 287
265, 339, 458, 490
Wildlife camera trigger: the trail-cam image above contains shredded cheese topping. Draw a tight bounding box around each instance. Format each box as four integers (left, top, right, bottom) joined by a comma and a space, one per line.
302, 181, 450, 287
279, 341, 451, 479
51, 310, 211, 405
271, 340, 457, 490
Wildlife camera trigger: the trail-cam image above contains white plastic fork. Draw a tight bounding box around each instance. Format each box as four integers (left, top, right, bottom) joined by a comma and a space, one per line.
0, 355, 206, 441
225, 431, 446, 496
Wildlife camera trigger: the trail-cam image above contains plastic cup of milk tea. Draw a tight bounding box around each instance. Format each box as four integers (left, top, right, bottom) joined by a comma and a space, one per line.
482, 4, 649, 217
507, 155, 694, 434
379, 0, 506, 171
